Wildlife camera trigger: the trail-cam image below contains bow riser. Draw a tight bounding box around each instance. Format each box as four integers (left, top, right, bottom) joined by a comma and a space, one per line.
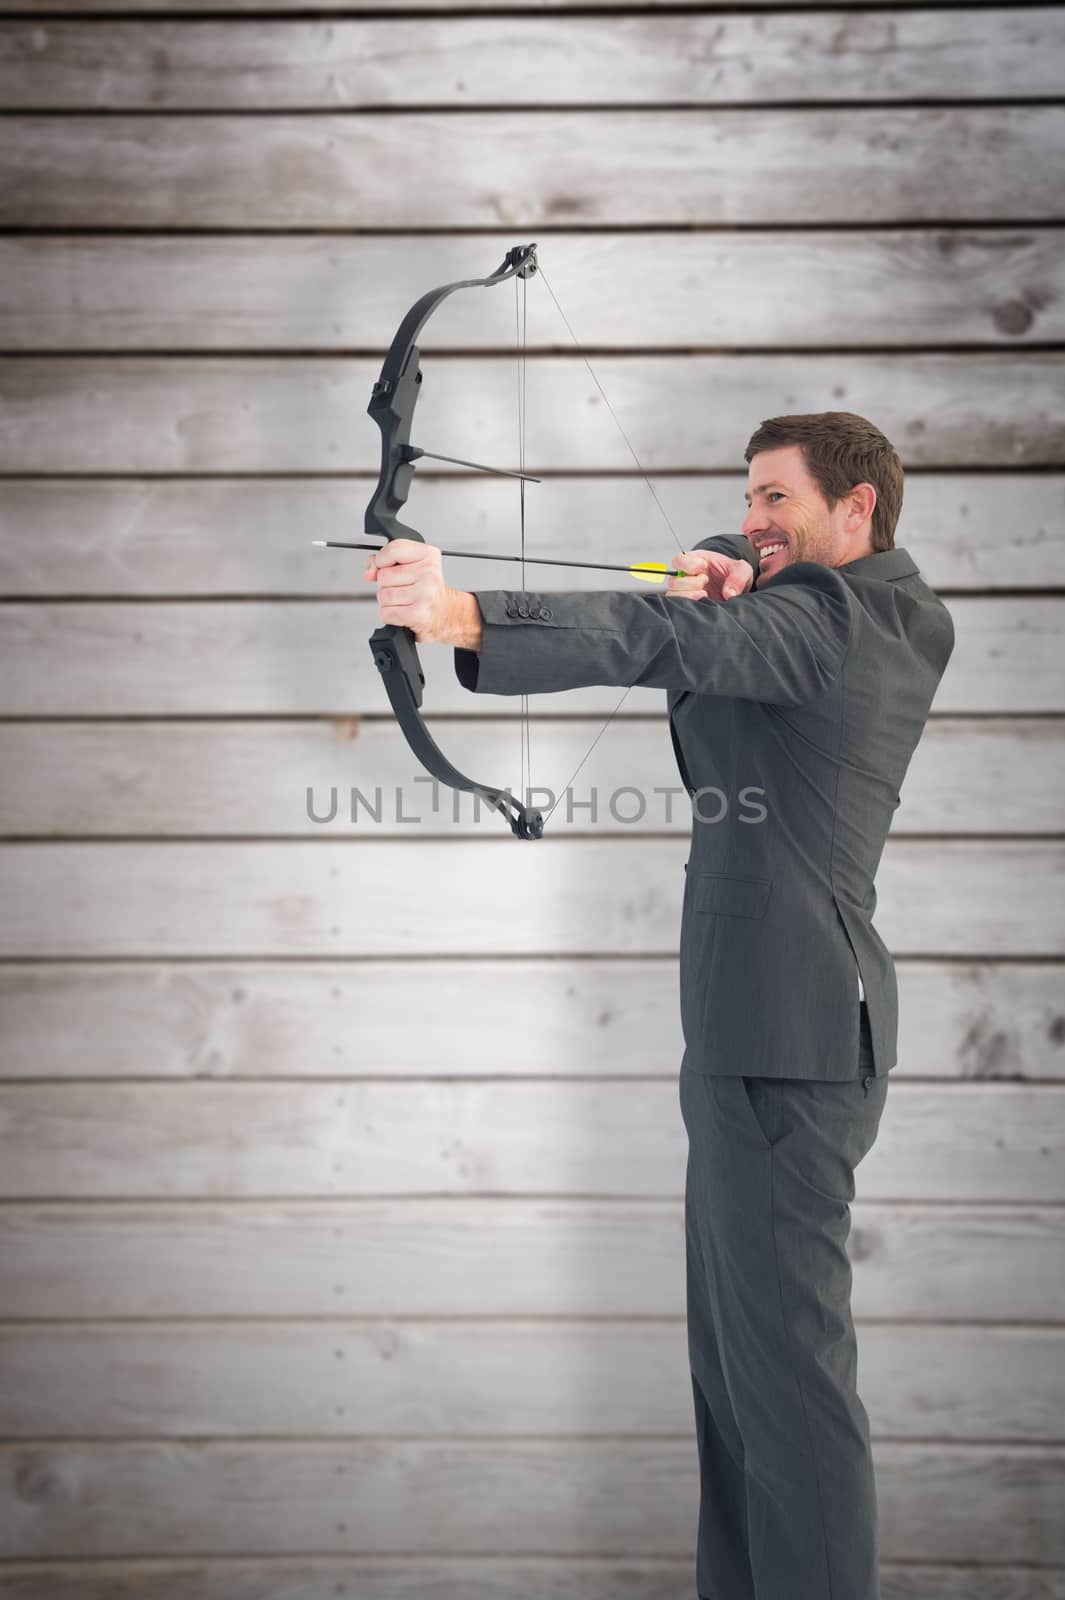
365, 346, 424, 544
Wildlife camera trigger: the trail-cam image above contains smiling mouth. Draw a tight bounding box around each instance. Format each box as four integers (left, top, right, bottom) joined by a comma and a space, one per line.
758, 543, 787, 562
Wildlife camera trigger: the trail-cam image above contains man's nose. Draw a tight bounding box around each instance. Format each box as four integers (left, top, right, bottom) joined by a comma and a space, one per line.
741, 508, 765, 536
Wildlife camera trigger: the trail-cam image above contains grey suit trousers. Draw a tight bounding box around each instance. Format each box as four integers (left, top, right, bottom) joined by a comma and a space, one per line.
679, 1003, 888, 1600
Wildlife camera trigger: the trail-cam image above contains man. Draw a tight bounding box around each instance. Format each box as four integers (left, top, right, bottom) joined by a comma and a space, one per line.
366, 411, 956, 1599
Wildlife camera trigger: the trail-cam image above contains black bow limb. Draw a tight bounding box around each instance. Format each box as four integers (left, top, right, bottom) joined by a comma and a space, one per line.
369, 626, 544, 840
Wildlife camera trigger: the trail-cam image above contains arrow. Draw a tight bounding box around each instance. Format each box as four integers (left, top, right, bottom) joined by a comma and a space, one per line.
311, 540, 688, 582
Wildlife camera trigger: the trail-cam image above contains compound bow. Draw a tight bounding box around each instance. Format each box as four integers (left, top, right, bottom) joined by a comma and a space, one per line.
364, 241, 687, 839
366, 243, 545, 839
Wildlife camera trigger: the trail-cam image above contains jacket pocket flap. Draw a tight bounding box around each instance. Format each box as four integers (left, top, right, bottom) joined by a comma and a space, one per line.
695, 873, 771, 919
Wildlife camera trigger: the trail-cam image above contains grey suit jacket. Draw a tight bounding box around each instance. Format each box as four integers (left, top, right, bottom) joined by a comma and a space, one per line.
456, 535, 955, 1079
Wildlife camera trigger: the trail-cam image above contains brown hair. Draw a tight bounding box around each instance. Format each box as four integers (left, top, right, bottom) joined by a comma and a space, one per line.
743, 412, 902, 552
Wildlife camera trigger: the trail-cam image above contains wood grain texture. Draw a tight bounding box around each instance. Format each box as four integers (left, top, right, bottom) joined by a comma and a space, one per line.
0, 1439, 1061, 1562
3, 231, 1061, 351
1, 959, 1062, 1083
4, 355, 1061, 474
0, 1080, 1060, 1202
0, 12, 1058, 109
1, 717, 1059, 836
0, 1200, 1061, 1320
0, 597, 1053, 716
1, 0, 1061, 1584
2, 474, 1061, 594
0, 0, 1027, 10
2, 110, 1063, 228
0, 1319, 1059, 1442
0, 1560, 1059, 1600
0, 840, 1062, 958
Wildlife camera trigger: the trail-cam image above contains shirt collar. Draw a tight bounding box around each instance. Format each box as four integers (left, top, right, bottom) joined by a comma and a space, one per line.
837, 546, 919, 581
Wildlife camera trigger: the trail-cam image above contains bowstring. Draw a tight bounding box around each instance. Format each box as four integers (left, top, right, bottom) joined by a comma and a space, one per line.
534, 263, 686, 827
515, 275, 531, 814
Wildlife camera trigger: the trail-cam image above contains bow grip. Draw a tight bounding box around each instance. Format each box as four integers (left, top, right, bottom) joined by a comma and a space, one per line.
370, 624, 424, 709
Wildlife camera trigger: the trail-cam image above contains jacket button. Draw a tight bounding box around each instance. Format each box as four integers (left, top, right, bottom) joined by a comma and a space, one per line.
541, 607, 553, 620
518, 603, 530, 618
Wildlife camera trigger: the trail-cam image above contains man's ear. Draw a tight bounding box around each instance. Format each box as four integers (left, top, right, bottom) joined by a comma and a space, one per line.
847, 482, 877, 528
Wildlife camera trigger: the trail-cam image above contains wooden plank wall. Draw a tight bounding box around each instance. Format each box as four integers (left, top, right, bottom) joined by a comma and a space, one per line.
0, 2, 1063, 1595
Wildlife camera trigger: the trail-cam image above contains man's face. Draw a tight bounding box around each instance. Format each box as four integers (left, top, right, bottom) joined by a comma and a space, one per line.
741, 445, 863, 586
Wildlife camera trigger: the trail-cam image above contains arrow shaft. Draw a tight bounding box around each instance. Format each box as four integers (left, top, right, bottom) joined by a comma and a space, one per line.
313, 540, 685, 578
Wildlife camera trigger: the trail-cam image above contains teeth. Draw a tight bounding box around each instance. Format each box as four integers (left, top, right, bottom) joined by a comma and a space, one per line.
760, 543, 785, 557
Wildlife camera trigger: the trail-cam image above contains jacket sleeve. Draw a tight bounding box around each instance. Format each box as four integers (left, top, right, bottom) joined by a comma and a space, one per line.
693, 532, 762, 581
454, 557, 854, 708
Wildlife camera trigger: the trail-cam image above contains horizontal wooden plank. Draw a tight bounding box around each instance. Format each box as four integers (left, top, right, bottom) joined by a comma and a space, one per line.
0, 718, 1059, 836
5, 231, 1062, 352
2, 110, 1062, 228
1, 959, 1062, 1083
3, 355, 1061, 475
0, 597, 1055, 716
0, 840, 1062, 958
0, 1320, 1058, 1443
0, 1080, 1060, 1203
0, 600, 670, 717
2, 474, 1062, 595
1, 12, 1058, 109
0, 1561, 1059, 1600
4, 1316, 1062, 1447
0, 0, 1014, 10
0, 1200, 1060, 1321
0, 1439, 1061, 1562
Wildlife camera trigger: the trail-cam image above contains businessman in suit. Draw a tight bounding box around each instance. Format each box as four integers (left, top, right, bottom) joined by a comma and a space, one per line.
367, 411, 956, 1599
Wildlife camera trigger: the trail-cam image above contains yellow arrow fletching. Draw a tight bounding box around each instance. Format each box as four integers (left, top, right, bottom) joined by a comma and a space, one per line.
629, 561, 687, 584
